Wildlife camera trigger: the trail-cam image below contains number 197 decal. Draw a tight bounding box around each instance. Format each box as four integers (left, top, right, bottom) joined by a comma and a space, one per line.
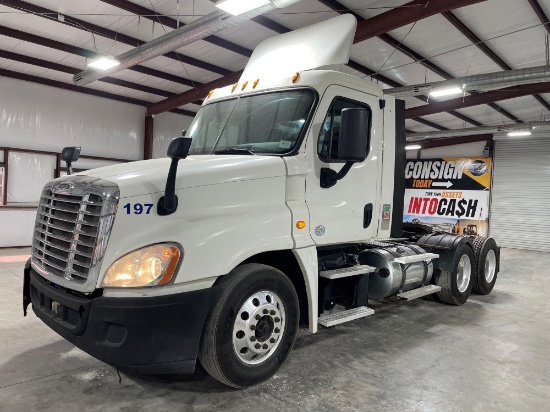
124, 203, 154, 215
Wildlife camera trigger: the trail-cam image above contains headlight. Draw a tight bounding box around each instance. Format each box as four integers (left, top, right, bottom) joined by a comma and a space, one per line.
101, 243, 181, 288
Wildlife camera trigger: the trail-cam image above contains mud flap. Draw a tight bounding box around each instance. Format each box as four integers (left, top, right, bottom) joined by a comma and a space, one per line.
23, 258, 32, 316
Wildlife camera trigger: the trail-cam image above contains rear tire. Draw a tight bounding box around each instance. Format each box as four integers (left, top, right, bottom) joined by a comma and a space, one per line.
435, 243, 475, 305
198, 264, 299, 388
472, 237, 499, 295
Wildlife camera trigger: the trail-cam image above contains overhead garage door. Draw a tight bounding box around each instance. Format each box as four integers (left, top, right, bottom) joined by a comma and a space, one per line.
490, 136, 550, 252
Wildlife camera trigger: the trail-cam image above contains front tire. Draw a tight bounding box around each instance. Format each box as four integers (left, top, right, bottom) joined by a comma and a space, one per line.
198, 264, 299, 388
435, 243, 475, 305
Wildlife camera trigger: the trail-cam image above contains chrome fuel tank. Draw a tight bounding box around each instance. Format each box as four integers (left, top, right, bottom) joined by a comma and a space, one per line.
358, 245, 433, 299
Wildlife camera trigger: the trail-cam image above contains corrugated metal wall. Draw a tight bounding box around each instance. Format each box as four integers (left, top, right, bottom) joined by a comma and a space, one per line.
490, 136, 550, 252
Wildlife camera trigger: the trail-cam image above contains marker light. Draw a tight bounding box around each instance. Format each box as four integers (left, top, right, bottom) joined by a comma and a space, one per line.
405, 144, 422, 150
429, 87, 463, 98
507, 131, 532, 137
253, 79, 260, 89
296, 221, 307, 229
231, 83, 238, 92
207, 90, 214, 98
241, 81, 249, 91
102, 244, 181, 288
292, 72, 300, 83
216, 0, 270, 16
88, 56, 120, 70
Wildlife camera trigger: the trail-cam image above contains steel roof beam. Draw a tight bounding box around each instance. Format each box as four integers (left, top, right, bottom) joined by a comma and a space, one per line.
527, 0, 550, 36
0, 67, 195, 117
405, 82, 550, 118
1, 0, 231, 75
0, 49, 181, 98
443, 11, 550, 115
99, 0, 252, 57
0, 25, 203, 105
317, 0, 484, 128
147, 70, 242, 115
352, 0, 487, 44
0, 25, 199, 88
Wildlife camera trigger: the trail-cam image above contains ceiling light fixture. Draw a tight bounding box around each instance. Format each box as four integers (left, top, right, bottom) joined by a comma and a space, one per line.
405, 144, 422, 150
429, 86, 463, 98
88, 56, 120, 71
507, 131, 532, 137
216, 0, 270, 16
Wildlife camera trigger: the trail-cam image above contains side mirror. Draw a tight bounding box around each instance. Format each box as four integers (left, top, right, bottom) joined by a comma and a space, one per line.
157, 136, 193, 216
338, 108, 370, 162
320, 108, 370, 188
61, 146, 81, 175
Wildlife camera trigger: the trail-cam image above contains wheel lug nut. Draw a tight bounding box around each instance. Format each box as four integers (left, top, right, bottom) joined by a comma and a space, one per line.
270, 338, 275, 343
255, 343, 261, 349
263, 309, 268, 314
270, 310, 276, 315
263, 344, 268, 349
255, 314, 261, 320
275, 328, 280, 333
250, 325, 256, 330
275, 317, 280, 323
250, 336, 256, 342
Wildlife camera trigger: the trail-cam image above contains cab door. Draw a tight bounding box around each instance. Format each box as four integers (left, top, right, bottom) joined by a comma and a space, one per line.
304, 85, 382, 245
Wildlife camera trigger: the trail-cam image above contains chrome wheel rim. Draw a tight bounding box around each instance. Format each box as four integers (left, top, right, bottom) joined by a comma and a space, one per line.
457, 254, 472, 293
232, 291, 286, 365
485, 250, 497, 283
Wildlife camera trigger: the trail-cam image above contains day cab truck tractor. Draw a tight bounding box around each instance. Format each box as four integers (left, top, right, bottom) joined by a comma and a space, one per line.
22, 15, 501, 388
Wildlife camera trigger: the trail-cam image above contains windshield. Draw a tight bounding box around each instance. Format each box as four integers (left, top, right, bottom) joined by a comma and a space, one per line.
188, 89, 316, 155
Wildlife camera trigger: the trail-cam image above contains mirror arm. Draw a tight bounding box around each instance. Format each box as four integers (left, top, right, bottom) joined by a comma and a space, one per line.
320, 161, 355, 188
157, 158, 180, 215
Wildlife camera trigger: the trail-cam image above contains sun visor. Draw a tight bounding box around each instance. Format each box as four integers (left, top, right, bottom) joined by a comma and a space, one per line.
240, 14, 357, 82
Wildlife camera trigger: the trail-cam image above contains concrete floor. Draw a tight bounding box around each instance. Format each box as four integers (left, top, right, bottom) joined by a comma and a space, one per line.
0, 247, 548, 411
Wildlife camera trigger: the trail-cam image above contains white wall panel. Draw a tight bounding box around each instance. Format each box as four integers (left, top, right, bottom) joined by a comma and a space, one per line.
0, 210, 36, 247
152, 112, 194, 159
490, 135, 550, 252
7, 152, 55, 204
0, 76, 144, 159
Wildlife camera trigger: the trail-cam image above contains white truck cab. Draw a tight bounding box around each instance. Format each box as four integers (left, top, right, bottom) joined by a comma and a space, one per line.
23, 15, 500, 388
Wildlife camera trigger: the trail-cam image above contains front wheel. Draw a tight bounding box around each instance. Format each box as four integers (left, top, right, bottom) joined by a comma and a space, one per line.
435, 243, 475, 305
198, 264, 299, 388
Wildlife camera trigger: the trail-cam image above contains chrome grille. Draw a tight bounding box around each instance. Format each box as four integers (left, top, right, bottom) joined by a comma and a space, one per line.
31, 176, 119, 291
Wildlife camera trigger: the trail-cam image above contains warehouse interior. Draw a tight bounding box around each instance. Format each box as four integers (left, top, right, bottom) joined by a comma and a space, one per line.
1, 0, 549, 410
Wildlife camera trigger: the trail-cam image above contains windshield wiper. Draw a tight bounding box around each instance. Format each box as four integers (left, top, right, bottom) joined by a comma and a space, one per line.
214, 147, 256, 155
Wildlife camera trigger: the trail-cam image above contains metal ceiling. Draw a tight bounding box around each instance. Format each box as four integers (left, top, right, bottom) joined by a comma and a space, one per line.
0, 0, 549, 135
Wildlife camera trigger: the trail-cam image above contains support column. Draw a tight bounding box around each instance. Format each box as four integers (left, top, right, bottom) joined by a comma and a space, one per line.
144, 115, 154, 160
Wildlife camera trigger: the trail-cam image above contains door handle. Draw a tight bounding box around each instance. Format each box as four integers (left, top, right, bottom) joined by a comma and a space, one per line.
364, 204, 373, 228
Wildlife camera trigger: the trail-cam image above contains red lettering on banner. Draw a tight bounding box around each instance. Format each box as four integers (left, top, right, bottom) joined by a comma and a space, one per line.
428, 198, 438, 215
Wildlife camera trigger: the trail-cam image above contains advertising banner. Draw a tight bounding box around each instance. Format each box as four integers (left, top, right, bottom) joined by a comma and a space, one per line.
403, 157, 492, 237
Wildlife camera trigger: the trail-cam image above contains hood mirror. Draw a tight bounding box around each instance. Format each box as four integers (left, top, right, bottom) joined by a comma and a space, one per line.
158, 135, 192, 216
61, 147, 81, 175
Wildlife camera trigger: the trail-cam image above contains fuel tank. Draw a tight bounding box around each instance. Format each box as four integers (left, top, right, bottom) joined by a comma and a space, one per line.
358, 244, 433, 299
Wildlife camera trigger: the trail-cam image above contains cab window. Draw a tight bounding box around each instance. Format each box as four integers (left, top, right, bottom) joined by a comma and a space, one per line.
318, 97, 371, 162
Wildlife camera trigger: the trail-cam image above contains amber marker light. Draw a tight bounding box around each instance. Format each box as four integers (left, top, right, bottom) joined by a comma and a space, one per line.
241, 81, 249, 91
253, 79, 260, 89
292, 72, 300, 83
231, 83, 238, 92
207, 90, 214, 98
296, 220, 307, 230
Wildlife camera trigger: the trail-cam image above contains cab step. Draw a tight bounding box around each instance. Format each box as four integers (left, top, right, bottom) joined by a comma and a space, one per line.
318, 306, 375, 327
319, 265, 376, 280
397, 284, 441, 301
393, 253, 439, 265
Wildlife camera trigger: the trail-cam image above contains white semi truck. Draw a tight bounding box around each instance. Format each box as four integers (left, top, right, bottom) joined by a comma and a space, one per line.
22, 15, 500, 388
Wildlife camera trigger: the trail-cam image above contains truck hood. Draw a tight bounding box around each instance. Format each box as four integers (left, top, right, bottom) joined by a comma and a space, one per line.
77, 155, 287, 198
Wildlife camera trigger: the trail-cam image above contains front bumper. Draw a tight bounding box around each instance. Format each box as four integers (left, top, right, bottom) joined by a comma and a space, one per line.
24, 261, 220, 374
